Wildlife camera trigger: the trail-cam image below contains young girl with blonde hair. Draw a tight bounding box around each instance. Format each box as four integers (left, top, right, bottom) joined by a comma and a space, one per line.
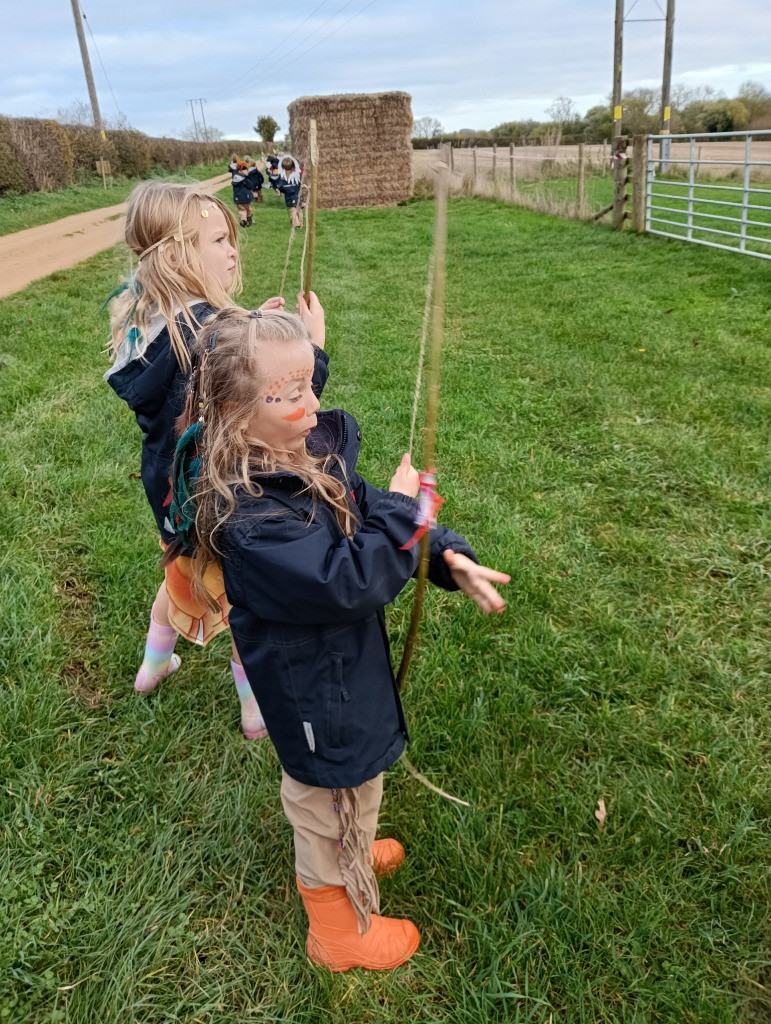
105, 181, 327, 739
170, 307, 509, 971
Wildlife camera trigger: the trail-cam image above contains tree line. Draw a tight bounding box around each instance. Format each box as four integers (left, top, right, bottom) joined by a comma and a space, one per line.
413, 81, 771, 147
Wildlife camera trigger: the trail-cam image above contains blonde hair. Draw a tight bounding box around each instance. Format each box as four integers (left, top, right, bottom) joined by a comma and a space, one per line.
109, 181, 242, 370
177, 307, 356, 608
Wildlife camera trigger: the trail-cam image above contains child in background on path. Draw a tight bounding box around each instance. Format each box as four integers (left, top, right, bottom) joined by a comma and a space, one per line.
249, 159, 265, 204
228, 154, 262, 227
265, 154, 281, 193
104, 181, 328, 740
277, 154, 303, 229
171, 307, 510, 971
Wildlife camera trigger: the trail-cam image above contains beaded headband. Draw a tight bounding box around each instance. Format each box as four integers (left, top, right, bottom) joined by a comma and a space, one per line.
137, 201, 218, 262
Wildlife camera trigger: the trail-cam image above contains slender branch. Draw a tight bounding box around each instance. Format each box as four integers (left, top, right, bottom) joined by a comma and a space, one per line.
303, 118, 319, 305
396, 162, 449, 690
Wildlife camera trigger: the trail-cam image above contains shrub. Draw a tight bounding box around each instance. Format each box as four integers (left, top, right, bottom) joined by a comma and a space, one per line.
0, 117, 29, 194
107, 129, 152, 178
5, 117, 74, 191
63, 124, 118, 177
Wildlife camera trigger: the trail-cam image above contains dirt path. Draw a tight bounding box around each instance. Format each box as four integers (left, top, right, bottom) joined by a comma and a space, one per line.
0, 174, 230, 300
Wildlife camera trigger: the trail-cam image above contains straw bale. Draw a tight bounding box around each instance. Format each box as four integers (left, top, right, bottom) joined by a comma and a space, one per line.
288, 92, 412, 209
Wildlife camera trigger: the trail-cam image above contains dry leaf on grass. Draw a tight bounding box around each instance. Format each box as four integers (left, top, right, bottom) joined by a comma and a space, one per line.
595, 797, 607, 829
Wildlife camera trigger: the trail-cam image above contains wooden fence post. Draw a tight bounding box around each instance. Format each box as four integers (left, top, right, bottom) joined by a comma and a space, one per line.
473, 146, 477, 183
493, 143, 497, 179
448, 142, 454, 172
576, 143, 585, 216
631, 134, 648, 233
509, 143, 515, 191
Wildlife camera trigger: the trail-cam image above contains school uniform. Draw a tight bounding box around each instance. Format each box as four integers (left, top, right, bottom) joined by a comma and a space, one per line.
220, 408, 476, 920
106, 304, 329, 545
277, 156, 302, 208
106, 306, 330, 643
266, 157, 281, 190
228, 161, 262, 207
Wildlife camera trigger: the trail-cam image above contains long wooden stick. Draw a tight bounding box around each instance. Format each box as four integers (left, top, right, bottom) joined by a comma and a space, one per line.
303, 119, 319, 305
396, 162, 448, 690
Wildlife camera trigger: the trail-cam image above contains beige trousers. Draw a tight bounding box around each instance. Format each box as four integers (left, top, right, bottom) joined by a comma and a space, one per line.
280, 770, 383, 889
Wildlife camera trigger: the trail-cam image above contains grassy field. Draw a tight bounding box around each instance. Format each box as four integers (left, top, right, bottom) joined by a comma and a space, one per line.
0, 163, 228, 237
1, 188, 770, 1023
648, 178, 771, 257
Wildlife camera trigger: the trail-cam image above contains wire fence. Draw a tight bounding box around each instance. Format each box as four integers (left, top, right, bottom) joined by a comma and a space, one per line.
413, 143, 615, 220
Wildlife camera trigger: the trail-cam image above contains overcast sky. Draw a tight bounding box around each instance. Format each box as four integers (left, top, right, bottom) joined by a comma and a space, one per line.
3, 1, 770, 139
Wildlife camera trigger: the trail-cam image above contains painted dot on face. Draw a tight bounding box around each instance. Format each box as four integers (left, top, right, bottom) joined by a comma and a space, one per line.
266, 396, 273, 403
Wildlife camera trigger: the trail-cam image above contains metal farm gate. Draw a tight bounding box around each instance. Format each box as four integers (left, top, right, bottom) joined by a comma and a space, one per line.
646, 130, 771, 260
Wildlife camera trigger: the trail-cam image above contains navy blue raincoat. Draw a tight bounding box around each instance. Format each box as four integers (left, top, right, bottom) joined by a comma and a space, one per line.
105, 302, 329, 543
229, 162, 264, 205
221, 408, 477, 789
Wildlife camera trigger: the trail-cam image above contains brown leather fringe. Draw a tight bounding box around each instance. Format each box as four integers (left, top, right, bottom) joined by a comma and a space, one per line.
333, 787, 380, 935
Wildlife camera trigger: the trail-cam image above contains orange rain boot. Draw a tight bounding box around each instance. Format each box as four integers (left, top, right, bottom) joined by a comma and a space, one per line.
371, 838, 405, 877
296, 877, 420, 972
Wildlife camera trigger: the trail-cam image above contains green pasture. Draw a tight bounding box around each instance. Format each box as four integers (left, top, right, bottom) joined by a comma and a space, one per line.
648, 177, 771, 257
0, 163, 228, 237
1, 189, 769, 1023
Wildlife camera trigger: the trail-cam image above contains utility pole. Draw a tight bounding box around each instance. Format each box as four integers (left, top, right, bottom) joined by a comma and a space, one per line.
612, 0, 624, 140
69, 0, 104, 137
197, 99, 208, 142
660, 0, 675, 169
186, 99, 200, 141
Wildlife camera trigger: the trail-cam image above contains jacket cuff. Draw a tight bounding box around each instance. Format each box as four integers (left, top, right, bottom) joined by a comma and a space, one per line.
429, 537, 479, 591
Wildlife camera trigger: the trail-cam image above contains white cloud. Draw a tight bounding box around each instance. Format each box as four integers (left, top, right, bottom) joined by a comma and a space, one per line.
1, 0, 769, 136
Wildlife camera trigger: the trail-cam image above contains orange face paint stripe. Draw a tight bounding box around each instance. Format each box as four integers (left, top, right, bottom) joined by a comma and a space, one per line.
281, 407, 306, 422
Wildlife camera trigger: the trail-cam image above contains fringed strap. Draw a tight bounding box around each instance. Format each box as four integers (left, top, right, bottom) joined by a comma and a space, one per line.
168, 420, 204, 550
331, 787, 380, 935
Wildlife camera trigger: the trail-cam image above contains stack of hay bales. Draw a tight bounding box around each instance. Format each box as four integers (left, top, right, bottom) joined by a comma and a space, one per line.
287, 92, 412, 209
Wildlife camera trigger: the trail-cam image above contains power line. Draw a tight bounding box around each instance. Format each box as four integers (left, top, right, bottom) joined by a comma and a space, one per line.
81, 6, 124, 120
221, 0, 361, 101
278, 0, 380, 77
258, 0, 360, 81
212, 0, 333, 100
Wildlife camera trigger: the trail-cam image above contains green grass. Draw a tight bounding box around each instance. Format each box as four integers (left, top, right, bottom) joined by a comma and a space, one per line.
648, 176, 771, 257
0, 163, 228, 237
515, 172, 615, 213
1, 190, 770, 1023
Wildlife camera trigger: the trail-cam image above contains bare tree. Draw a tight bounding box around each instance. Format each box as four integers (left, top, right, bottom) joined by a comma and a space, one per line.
56, 99, 94, 125
181, 123, 224, 142
412, 116, 444, 139
546, 96, 578, 124
738, 80, 771, 124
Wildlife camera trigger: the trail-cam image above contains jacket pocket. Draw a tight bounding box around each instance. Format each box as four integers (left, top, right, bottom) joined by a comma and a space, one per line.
325, 652, 349, 749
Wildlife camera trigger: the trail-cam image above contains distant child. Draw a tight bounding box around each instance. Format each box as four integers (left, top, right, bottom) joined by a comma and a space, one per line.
171, 307, 510, 971
249, 159, 265, 203
228, 153, 263, 227
104, 181, 327, 740
265, 154, 281, 192
277, 154, 303, 229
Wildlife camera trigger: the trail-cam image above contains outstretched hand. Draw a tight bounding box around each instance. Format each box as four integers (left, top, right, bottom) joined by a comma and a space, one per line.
443, 550, 510, 614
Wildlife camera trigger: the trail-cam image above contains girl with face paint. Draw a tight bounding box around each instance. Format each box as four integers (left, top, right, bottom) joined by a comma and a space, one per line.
169, 306, 510, 973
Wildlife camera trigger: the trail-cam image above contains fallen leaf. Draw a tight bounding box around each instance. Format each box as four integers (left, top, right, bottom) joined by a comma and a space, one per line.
595, 797, 607, 829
